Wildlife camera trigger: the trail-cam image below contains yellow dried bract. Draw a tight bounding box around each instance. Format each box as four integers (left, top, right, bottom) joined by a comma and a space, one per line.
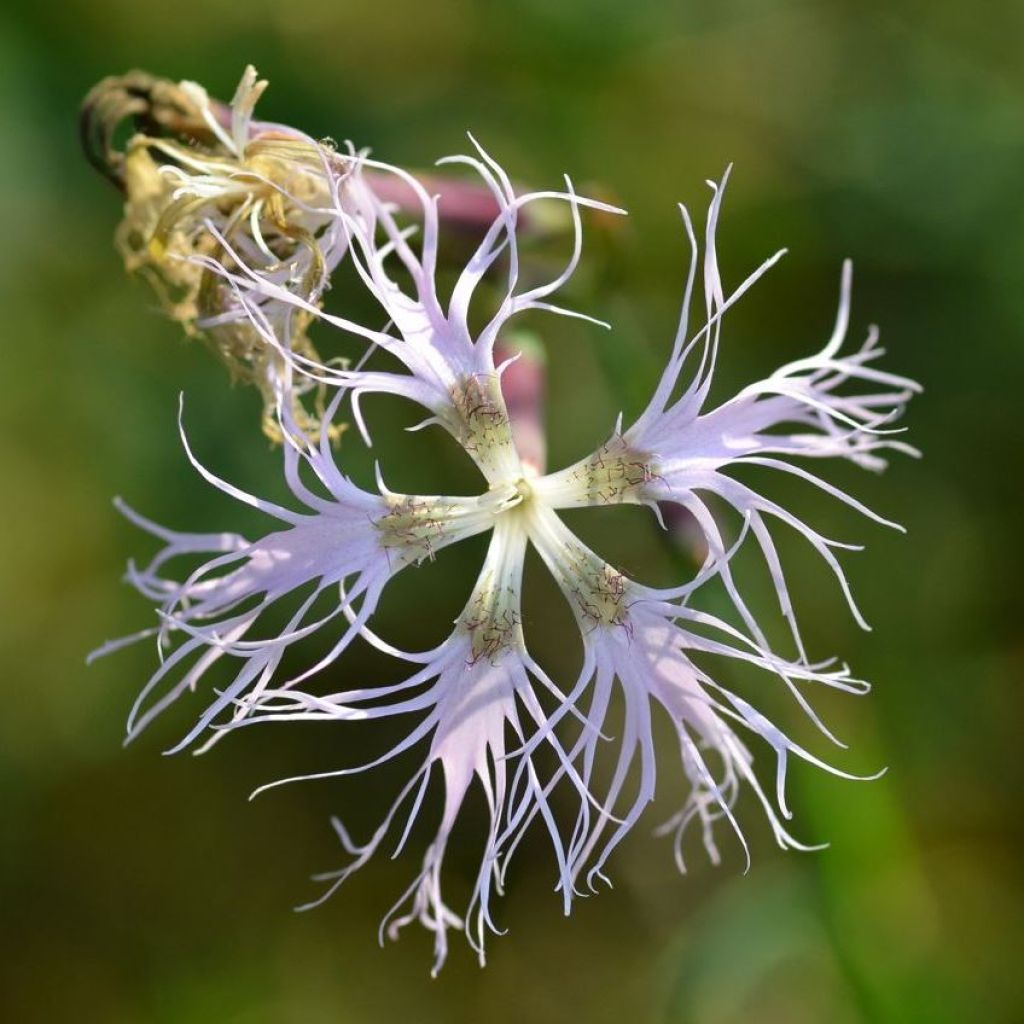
82, 68, 345, 443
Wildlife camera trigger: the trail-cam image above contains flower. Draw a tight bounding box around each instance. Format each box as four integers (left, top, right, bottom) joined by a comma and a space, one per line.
525, 504, 878, 889
90, 394, 518, 754
242, 513, 591, 975
189, 135, 624, 481
95, 135, 917, 971
534, 170, 920, 655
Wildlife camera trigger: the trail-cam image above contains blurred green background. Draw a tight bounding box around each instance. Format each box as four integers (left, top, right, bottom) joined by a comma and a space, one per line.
1, 1, 1021, 1021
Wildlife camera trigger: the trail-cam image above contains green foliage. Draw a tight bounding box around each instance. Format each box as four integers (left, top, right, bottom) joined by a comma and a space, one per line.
0, 1, 1021, 1020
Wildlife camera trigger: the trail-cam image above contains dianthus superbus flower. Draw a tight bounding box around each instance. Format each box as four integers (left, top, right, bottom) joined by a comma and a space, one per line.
94, 123, 917, 972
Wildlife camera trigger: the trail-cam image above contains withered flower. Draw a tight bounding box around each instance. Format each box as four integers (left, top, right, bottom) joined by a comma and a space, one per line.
82, 66, 361, 440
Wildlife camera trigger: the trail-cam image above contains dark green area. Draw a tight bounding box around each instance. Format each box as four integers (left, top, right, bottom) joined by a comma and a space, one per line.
0, 1, 1020, 1021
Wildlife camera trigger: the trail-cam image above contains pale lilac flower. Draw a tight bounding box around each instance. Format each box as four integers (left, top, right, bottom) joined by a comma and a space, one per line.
91, 397, 518, 755
525, 504, 875, 891
195, 137, 624, 483
534, 170, 920, 654
98, 143, 917, 971
242, 514, 592, 974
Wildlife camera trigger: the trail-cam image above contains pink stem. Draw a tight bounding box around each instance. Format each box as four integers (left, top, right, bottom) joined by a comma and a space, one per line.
495, 336, 546, 476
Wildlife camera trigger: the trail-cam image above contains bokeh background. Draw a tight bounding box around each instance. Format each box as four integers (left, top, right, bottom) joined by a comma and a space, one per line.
1, 1, 1021, 1021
